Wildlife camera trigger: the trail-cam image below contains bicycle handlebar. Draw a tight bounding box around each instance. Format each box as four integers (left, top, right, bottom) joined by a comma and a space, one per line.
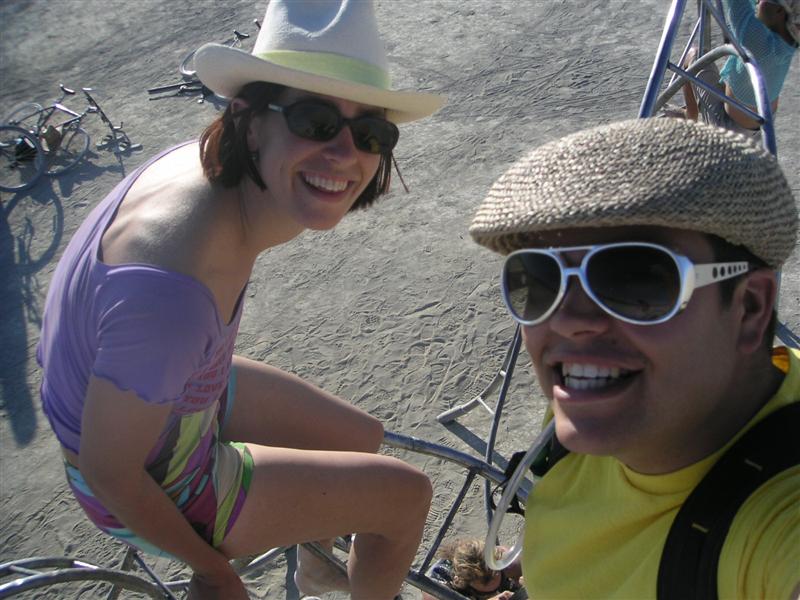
81, 88, 103, 115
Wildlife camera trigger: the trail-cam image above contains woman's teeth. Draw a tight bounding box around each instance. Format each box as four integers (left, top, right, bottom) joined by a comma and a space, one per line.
303, 173, 348, 192
561, 362, 631, 391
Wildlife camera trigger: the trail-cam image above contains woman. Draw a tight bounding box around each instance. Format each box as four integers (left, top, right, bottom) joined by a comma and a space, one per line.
36, 1, 445, 599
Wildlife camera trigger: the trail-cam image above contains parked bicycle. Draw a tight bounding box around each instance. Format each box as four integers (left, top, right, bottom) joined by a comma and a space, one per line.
0, 84, 141, 193
147, 20, 262, 102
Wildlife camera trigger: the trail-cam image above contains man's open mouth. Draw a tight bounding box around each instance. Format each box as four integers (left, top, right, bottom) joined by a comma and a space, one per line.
558, 362, 636, 391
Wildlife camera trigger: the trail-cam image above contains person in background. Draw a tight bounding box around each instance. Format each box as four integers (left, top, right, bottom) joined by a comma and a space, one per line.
423, 538, 524, 600
682, 0, 798, 135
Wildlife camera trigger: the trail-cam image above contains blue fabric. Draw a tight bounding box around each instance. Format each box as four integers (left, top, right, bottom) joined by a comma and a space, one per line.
719, 0, 797, 105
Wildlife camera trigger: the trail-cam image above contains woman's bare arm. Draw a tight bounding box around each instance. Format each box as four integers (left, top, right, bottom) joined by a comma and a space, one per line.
79, 375, 246, 597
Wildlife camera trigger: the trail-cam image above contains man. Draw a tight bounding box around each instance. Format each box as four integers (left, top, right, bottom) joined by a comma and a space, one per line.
469, 117, 798, 599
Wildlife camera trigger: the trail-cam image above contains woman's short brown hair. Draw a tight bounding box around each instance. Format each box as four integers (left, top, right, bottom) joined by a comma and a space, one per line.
199, 81, 393, 211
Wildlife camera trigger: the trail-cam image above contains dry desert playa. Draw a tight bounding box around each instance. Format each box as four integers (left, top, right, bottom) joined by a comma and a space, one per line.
1, 1, 797, 598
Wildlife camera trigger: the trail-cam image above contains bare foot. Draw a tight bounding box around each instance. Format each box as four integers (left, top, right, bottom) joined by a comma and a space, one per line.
294, 540, 350, 596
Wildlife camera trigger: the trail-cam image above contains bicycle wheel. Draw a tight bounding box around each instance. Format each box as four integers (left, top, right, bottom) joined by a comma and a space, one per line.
0, 557, 166, 599
45, 124, 90, 176
0, 125, 45, 193
2, 102, 42, 130
179, 48, 198, 78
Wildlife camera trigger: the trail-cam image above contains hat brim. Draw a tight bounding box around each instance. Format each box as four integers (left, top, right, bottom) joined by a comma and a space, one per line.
194, 43, 445, 124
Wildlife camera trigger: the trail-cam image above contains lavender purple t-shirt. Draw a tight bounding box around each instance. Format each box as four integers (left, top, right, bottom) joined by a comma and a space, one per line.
37, 144, 244, 454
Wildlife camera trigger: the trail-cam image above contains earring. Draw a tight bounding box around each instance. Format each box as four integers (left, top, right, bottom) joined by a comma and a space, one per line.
251, 149, 260, 161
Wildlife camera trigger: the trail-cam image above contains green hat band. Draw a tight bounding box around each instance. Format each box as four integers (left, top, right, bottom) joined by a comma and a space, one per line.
258, 50, 391, 89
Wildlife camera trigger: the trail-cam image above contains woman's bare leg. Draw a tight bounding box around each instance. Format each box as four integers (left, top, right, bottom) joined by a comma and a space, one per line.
218, 445, 432, 600
219, 356, 429, 598
222, 355, 384, 453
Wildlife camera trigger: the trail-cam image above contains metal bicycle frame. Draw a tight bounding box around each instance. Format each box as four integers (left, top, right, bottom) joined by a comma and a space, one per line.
7, 87, 88, 137
28, 104, 84, 136
12, 88, 139, 157
639, 0, 777, 153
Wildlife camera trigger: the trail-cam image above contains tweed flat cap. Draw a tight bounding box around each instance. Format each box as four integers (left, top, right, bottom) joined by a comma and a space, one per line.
470, 118, 798, 268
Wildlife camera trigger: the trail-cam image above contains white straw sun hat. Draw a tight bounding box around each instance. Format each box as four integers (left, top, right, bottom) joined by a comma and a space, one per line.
194, 0, 445, 123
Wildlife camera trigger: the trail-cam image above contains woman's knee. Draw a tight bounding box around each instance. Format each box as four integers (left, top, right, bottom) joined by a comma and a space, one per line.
382, 460, 433, 521
357, 413, 385, 453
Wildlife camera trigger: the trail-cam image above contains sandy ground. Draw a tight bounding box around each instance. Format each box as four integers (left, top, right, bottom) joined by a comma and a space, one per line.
1, 1, 798, 598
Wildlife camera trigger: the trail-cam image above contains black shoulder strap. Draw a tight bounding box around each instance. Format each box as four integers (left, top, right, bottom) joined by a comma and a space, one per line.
530, 428, 569, 478
657, 402, 800, 600
492, 426, 570, 516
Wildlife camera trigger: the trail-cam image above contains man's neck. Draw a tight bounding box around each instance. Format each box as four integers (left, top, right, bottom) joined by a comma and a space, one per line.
697, 355, 786, 459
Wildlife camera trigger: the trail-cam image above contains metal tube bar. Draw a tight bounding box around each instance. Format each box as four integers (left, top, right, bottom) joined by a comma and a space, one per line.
483, 325, 522, 525
383, 431, 513, 489
640, 0, 688, 117
420, 469, 479, 574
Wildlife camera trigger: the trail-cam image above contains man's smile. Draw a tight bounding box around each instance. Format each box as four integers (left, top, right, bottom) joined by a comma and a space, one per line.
559, 362, 635, 391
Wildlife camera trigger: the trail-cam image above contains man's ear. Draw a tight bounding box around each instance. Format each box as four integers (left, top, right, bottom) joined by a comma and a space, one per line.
735, 268, 778, 354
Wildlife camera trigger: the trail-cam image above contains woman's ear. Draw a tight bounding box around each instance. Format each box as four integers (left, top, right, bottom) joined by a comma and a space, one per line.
229, 97, 249, 115
229, 98, 259, 152
734, 268, 778, 354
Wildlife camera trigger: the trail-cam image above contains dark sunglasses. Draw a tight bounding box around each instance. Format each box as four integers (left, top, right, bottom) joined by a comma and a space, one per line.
267, 100, 399, 154
502, 242, 750, 326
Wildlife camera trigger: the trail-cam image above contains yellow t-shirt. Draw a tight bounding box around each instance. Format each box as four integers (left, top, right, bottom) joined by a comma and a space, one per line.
522, 347, 800, 599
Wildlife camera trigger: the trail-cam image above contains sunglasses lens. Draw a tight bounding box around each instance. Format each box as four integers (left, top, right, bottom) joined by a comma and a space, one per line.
349, 117, 399, 154
285, 102, 341, 142
283, 102, 397, 155
504, 253, 562, 323
586, 246, 680, 322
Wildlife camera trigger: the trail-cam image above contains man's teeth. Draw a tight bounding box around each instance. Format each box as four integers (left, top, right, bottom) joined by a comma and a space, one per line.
561, 362, 629, 391
303, 173, 348, 192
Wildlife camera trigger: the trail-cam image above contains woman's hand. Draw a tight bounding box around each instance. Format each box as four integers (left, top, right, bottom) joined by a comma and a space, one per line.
187, 564, 249, 600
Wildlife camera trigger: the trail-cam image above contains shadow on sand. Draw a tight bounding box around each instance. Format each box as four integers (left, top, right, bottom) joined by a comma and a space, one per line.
0, 141, 144, 446
0, 189, 63, 446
